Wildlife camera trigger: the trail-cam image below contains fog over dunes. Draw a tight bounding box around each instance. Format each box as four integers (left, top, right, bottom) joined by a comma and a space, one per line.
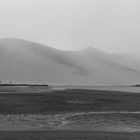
0, 38, 140, 85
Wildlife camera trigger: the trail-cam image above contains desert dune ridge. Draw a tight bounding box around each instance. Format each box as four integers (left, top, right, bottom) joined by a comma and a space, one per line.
0, 38, 140, 85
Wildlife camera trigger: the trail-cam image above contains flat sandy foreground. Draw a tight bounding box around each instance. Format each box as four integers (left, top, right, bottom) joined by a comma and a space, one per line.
0, 130, 140, 140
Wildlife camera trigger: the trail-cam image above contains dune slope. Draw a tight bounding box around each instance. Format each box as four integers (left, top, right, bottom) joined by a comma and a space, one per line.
0, 38, 140, 85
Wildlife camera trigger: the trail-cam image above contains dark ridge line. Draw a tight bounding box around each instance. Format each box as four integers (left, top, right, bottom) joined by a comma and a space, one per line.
0, 84, 49, 87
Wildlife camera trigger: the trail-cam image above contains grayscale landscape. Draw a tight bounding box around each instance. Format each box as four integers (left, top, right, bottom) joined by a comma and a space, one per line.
1, 39, 140, 139
1, 0, 140, 139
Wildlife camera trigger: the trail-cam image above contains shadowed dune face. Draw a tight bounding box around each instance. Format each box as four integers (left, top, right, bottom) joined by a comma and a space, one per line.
0, 38, 140, 85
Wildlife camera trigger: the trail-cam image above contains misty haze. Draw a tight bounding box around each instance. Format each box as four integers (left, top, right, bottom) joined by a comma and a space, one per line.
1, 0, 140, 140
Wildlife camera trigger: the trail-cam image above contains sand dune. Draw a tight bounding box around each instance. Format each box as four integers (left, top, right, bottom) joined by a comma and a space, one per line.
0, 38, 140, 85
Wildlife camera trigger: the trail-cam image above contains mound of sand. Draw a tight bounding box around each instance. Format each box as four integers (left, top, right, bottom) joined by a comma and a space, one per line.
0, 38, 140, 85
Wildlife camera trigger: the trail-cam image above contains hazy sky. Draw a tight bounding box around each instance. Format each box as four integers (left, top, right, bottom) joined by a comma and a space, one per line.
0, 0, 140, 53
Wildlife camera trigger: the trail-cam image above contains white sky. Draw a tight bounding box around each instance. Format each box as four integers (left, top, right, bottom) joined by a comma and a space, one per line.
0, 0, 140, 53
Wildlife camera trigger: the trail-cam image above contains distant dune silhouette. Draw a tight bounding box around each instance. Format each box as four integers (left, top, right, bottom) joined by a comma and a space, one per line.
0, 38, 140, 85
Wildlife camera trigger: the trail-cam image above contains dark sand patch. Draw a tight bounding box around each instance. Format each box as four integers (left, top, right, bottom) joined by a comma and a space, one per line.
0, 131, 140, 140
0, 88, 139, 114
